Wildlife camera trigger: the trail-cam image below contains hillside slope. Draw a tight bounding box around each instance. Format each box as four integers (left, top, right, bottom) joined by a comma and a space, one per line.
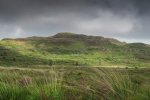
0, 32, 150, 67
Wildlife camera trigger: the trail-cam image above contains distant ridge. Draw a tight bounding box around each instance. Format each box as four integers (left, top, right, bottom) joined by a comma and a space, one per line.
0, 32, 150, 67
2, 32, 126, 45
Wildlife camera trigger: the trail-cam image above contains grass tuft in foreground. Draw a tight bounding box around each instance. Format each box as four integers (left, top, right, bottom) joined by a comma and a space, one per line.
0, 68, 63, 100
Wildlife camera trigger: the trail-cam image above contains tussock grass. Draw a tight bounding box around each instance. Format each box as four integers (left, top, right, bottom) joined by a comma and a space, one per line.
0, 68, 64, 100
0, 67, 150, 100
101, 69, 139, 100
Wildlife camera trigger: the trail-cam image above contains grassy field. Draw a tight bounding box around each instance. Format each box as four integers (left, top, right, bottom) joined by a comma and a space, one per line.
0, 66, 150, 100
0, 33, 149, 99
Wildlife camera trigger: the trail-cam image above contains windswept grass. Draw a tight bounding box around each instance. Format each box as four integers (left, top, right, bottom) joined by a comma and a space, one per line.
0, 68, 64, 100
101, 69, 148, 100
0, 67, 149, 100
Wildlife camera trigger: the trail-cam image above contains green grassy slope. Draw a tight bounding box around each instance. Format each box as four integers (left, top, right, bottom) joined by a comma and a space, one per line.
0, 32, 150, 67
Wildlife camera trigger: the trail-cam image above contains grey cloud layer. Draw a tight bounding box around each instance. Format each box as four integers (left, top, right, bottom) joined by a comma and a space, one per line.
0, 0, 150, 43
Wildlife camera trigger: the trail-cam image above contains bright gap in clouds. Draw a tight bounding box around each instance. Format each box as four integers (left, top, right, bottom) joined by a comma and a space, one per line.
76, 10, 137, 34
115, 37, 150, 44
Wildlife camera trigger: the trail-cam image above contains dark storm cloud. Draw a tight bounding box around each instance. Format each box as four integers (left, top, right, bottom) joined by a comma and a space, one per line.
0, 0, 150, 43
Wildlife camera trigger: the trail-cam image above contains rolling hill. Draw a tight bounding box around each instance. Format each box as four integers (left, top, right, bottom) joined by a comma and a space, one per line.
0, 32, 150, 67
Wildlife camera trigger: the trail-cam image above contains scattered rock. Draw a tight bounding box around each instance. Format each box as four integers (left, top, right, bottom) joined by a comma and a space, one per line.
17, 76, 33, 86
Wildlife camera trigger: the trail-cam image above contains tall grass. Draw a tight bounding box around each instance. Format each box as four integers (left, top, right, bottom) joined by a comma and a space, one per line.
88, 68, 150, 100
0, 67, 149, 100
0, 68, 64, 100
102, 69, 138, 100
98, 69, 150, 100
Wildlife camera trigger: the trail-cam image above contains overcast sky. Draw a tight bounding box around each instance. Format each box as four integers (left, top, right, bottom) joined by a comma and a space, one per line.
0, 0, 150, 44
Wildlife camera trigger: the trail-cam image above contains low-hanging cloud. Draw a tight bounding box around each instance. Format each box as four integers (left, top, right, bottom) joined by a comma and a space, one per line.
75, 10, 138, 34
0, 0, 150, 43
